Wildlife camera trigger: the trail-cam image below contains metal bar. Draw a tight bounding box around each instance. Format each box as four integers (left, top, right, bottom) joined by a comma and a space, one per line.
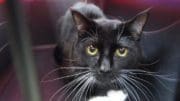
5, 0, 42, 101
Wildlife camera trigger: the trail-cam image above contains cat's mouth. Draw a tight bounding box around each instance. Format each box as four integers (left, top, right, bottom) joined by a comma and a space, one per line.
93, 72, 119, 85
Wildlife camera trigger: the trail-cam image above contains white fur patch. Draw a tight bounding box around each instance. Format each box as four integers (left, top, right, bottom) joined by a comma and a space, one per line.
88, 90, 128, 101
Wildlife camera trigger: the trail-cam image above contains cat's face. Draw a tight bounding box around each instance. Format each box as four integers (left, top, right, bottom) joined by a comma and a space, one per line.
71, 10, 149, 86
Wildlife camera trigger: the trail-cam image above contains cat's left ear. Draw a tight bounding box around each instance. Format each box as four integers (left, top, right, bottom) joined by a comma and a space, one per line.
125, 8, 150, 40
71, 9, 93, 32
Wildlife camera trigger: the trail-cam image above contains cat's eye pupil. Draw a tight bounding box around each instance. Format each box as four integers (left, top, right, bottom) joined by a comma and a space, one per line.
89, 45, 96, 52
119, 48, 125, 53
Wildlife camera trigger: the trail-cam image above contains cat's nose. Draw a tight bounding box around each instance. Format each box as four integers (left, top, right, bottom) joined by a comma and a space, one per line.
99, 65, 111, 73
99, 58, 111, 73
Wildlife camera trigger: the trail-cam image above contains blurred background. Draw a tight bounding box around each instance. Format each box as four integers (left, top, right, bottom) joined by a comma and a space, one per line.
0, 0, 180, 101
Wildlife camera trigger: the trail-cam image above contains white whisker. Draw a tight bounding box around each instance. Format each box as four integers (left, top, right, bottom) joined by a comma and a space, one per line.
42, 71, 89, 82
121, 69, 178, 82
49, 73, 89, 101
65, 73, 89, 101
127, 74, 161, 99
121, 68, 177, 97
115, 76, 131, 101
153, 76, 175, 93
125, 75, 152, 101
78, 78, 91, 101
57, 66, 89, 70
72, 75, 90, 101
120, 75, 140, 101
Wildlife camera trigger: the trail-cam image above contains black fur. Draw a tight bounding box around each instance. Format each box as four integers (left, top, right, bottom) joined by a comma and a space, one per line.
54, 2, 178, 101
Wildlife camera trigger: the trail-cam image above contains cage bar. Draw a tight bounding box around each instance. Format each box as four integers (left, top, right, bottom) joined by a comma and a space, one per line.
5, 0, 42, 101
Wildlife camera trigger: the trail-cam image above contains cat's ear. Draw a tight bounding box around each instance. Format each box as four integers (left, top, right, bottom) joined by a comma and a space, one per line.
125, 8, 150, 40
71, 9, 92, 32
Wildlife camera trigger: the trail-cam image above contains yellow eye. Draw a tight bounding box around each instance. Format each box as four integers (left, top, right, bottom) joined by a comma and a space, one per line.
115, 47, 128, 57
86, 45, 98, 56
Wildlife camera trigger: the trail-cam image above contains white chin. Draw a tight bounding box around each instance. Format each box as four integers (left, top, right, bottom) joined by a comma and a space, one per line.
88, 90, 128, 101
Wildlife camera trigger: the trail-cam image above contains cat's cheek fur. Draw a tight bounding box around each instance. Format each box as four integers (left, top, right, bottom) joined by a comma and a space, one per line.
88, 90, 128, 101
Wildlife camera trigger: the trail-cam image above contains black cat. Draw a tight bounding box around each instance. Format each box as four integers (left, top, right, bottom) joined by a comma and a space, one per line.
53, 2, 178, 101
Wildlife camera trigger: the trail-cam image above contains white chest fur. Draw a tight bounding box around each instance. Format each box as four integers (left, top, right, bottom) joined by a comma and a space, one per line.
88, 90, 128, 101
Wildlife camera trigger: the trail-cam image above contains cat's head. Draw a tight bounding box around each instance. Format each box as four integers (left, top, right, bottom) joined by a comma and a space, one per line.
70, 9, 149, 86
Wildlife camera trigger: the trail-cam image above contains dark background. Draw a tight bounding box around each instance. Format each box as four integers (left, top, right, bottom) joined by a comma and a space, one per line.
0, 0, 179, 100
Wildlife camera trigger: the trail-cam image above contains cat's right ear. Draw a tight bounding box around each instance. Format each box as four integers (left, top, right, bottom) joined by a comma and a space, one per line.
124, 8, 150, 40
71, 9, 92, 33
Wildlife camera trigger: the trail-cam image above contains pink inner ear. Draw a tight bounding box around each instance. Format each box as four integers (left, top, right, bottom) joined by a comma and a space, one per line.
71, 10, 90, 31
74, 15, 82, 25
77, 24, 85, 31
74, 16, 89, 31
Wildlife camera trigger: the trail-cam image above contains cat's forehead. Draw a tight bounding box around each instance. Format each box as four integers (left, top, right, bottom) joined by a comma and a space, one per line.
92, 18, 123, 41
94, 18, 123, 30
